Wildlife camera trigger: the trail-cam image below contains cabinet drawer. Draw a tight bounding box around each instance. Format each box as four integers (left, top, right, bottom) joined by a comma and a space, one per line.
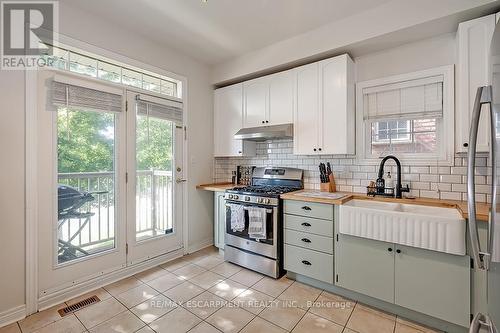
284, 200, 333, 220
284, 214, 333, 236
285, 229, 333, 254
284, 244, 334, 284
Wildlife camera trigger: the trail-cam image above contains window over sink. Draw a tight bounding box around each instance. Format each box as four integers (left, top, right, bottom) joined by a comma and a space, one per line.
356, 66, 454, 165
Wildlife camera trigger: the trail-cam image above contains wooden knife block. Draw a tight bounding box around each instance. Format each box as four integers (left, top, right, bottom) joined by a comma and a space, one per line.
320, 174, 337, 192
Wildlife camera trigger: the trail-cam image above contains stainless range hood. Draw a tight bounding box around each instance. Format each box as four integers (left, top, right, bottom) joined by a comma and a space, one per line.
234, 124, 293, 141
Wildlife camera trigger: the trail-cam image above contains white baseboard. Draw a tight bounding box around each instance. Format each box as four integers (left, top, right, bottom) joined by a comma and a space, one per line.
38, 248, 184, 310
0, 305, 26, 329
187, 239, 214, 254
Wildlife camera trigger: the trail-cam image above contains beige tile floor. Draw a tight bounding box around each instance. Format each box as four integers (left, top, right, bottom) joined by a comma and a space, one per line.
1, 246, 442, 333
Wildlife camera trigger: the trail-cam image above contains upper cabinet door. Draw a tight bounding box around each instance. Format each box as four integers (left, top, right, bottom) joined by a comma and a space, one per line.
294, 63, 319, 155
456, 14, 496, 153
320, 55, 355, 155
268, 70, 294, 125
243, 78, 268, 128
214, 84, 244, 157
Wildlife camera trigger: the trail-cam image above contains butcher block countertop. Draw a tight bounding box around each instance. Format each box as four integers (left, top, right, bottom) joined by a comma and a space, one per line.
196, 182, 235, 191
196, 184, 489, 222
281, 190, 490, 222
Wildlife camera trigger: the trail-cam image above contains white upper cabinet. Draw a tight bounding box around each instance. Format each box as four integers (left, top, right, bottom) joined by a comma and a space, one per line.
294, 54, 355, 155
294, 62, 320, 154
456, 14, 496, 153
268, 70, 294, 125
214, 84, 256, 157
243, 77, 268, 127
243, 70, 293, 128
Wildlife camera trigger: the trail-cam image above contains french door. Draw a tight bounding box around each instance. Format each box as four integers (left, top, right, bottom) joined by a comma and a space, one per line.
125, 91, 184, 265
37, 70, 184, 297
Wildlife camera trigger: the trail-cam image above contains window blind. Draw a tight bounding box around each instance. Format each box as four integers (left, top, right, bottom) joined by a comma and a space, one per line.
51, 81, 122, 112
136, 97, 183, 124
363, 75, 443, 121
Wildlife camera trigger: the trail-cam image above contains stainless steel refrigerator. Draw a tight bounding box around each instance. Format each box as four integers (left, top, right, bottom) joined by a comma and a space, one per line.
467, 21, 500, 333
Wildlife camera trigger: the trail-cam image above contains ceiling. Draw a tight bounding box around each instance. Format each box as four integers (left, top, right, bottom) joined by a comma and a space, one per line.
62, 0, 393, 65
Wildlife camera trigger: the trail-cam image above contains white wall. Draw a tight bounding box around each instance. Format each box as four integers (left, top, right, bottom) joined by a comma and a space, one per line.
212, 0, 492, 85
0, 1, 214, 316
354, 32, 456, 82
0, 70, 26, 315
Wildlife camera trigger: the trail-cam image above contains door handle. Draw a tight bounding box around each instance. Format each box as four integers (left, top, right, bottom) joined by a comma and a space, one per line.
301, 206, 311, 211
301, 260, 311, 266
467, 86, 493, 270
469, 313, 497, 333
301, 222, 311, 227
176, 178, 187, 183
301, 238, 311, 243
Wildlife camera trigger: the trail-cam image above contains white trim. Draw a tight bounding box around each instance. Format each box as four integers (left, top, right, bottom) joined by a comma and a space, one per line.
38, 248, 183, 311
25, 31, 190, 312
25, 70, 38, 315
355, 65, 454, 166
187, 239, 215, 254
0, 305, 26, 328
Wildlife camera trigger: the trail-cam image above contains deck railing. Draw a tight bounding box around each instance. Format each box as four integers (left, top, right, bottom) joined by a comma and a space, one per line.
57, 170, 173, 261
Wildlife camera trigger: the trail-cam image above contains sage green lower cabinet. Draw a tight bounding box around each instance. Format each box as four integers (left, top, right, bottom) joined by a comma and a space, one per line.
335, 233, 470, 327
335, 234, 395, 303
214, 191, 226, 249
285, 244, 334, 283
394, 245, 470, 327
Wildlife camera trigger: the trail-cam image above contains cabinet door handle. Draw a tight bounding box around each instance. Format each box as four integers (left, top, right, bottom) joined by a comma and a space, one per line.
318, 148, 322, 151
388, 247, 393, 252
396, 249, 401, 254
266, 120, 269, 123
262, 120, 265, 124
301, 238, 311, 243
313, 148, 317, 152
301, 260, 312, 266
301, 206, 311, 211
301, 222, 311, 227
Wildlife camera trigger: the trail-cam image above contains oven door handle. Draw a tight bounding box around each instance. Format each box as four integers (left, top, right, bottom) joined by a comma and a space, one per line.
225, 204, 273, 214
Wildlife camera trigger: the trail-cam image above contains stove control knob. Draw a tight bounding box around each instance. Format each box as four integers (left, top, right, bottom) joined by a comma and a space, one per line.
266, 199, 271, 204
258, 198, 263, 203
228, 194, 233, 199
234, 195, 239, 200
245, 196, 250, 201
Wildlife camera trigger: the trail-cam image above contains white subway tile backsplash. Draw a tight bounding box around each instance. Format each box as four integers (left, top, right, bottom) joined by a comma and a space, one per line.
214, 138, 490, 203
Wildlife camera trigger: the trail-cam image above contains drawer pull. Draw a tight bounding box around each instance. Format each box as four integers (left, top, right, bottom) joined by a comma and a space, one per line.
301, 222, 311, 227
301, 238, 311, 243
388, 247, 393, 252
301, 206, 311, 211
301, 260, 312, 266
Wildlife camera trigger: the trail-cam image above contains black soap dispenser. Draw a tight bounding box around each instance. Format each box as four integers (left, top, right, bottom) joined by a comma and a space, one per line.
376, 175, 385, 194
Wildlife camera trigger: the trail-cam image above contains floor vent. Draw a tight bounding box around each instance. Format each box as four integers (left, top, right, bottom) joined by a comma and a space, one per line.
58, 295, 100, 317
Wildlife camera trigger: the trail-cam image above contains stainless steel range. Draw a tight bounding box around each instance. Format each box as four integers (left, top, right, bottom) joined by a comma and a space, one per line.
224, 167, 303, 278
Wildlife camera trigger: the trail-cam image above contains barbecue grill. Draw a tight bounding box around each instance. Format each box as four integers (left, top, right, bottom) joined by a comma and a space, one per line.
57, 185, 97, 262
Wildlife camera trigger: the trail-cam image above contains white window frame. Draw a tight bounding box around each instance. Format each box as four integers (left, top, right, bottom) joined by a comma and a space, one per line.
355, 65, 454, 166
372, 120, 411, 143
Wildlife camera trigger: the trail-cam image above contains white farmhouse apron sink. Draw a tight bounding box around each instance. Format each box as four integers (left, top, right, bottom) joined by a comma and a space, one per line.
339, 200, 466, 255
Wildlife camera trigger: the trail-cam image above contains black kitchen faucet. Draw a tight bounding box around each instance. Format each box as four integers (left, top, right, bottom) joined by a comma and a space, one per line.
376, 155, 410, 199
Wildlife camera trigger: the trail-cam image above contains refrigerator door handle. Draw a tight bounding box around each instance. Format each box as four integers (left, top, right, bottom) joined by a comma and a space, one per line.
469, 313, 498, 333
468, 86, 493, 271
489, 99, 499, 264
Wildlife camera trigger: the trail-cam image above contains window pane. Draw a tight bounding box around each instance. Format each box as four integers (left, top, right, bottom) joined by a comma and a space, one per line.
135, 112, 174, 241
57, 107, 116, 264
142, 75, 161, 93
69, 53, 97, 78
122, 68, 142, 88
98, 61, 121, 83
370, 118, 437, 156
161, 80, 177, 97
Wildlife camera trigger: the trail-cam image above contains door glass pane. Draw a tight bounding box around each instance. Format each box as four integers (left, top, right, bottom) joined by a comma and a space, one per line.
135, 112, 174, 241
57, 107, 116, 264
